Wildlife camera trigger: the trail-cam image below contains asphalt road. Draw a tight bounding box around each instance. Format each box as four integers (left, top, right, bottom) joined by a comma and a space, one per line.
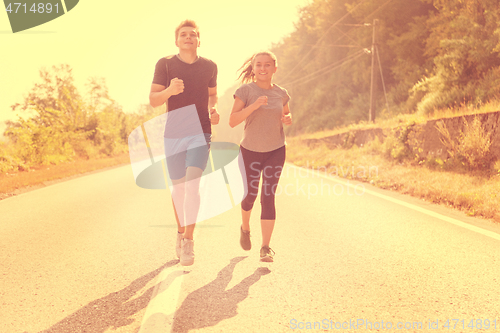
1, 163, 500, 333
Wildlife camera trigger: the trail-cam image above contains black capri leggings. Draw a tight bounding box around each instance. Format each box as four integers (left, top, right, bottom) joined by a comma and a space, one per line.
240, 145, 286, 220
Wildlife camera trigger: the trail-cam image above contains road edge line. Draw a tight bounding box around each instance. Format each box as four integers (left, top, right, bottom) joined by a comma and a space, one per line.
286, 163, 500, 242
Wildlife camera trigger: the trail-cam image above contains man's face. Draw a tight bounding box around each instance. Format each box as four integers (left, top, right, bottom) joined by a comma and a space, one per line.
175, 27, 200, 50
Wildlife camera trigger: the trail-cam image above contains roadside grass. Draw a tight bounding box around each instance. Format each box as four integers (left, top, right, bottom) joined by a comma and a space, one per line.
299, 100, 500, 141
286, 136, 500, 222
0, 153, 130, 199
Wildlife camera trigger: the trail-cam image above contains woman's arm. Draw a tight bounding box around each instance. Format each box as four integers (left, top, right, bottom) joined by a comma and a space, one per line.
281, 103, 292, 126
229, 96, 267, 128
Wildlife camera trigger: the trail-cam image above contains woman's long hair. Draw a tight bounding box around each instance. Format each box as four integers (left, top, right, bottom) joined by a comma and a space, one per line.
237, 51, 278, 84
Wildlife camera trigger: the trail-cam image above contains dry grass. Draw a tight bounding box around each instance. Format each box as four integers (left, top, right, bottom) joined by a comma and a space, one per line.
298, 100, 500, 141
286, 136, 500, 222
0, 153, 130, 199
428, 100, 500, 120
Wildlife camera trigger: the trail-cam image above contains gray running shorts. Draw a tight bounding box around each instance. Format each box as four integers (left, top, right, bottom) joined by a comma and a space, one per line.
164, 133, 211, 180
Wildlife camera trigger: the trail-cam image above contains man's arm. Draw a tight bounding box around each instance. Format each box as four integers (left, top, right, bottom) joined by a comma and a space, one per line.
208, 86, 219, 125
149, 78, 184, 108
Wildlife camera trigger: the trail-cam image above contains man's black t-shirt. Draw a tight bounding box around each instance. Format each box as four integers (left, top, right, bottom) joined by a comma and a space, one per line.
152, 55, 217, 135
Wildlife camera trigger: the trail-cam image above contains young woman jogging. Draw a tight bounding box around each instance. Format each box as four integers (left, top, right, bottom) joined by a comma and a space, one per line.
229, 51, 292, 262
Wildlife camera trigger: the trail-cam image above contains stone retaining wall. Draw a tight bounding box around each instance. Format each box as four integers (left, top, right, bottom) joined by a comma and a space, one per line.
304, 111, 500, 161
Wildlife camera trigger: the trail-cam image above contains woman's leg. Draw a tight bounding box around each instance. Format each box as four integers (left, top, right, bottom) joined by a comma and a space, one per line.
260, 219, 275, 248
240, 146, 263, 231
259, 146, 286, 248
241, 208, 252, 232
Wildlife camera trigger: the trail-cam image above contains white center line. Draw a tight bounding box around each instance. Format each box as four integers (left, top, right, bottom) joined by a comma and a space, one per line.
139, 227, 198, 332
138, 267, 186, 333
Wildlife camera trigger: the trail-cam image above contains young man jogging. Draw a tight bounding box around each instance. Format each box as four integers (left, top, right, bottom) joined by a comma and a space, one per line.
149, 20, 219, 266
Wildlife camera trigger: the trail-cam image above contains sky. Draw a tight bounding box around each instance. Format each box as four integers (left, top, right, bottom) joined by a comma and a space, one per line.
0, 0, 310, 123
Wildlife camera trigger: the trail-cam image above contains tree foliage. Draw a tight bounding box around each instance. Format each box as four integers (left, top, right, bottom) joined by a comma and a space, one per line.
1, 64, 161, 172
271, 0, 500, 134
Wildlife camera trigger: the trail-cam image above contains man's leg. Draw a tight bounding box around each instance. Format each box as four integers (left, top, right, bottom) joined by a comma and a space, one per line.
171, 176, 186, 228
178, 166, 203, 266
183, 166, 204, 239
169, 176, 185, 259
172, 197, 184, 233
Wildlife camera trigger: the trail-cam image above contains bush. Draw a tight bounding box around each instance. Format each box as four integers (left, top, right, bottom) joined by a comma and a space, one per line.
382, 122, 419, 162
457, 117, 493, 170
436, 117, 493, 171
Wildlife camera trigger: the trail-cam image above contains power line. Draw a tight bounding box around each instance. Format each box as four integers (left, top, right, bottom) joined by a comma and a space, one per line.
376, 44, 390, 114
283, 49, 366, 87
284, 50, 365, 86
279, 0, 370, 82
279, 0, 394, 83
364, 0, 394, 21
333, 26, 364, 49
328, 0, 394, 53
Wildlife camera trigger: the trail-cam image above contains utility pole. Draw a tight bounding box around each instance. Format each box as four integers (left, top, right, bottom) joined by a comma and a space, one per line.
369, 19, 378, 123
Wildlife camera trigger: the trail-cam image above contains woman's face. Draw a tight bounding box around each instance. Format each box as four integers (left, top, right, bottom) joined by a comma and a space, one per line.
252, 54, 277, 81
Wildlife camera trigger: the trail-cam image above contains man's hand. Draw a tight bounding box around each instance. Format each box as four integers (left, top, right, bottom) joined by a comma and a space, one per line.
167, 77, 184, 96
210, 107, 220, 125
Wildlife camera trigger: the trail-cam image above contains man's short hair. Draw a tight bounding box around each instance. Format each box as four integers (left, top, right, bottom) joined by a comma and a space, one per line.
175, 20, 200, 40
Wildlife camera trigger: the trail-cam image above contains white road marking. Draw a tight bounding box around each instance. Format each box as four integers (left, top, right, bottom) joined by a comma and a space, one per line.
138, 266, 186, 333
288, 164, 500, 242
139, 227, 198, 332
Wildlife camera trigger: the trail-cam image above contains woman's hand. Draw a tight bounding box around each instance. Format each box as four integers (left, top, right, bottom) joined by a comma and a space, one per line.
281, 113, 292, 125
229, 96, 260, 128
281, 103, 292, 126
252, 96, 268, 108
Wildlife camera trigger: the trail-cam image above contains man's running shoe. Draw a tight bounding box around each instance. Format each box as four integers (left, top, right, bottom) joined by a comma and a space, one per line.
176, 232, 182, 258
180, 238, 195, 266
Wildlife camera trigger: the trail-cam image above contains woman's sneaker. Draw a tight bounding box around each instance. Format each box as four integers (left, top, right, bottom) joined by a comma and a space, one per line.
260, 246, 275, 262
180, 239, 195, 266
240, 226, 251, 251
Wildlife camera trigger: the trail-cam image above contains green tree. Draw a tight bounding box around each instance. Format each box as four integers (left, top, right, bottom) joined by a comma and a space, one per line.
413, 0, 500, 114
271, 0, 435, 134
4, 65, 139, 167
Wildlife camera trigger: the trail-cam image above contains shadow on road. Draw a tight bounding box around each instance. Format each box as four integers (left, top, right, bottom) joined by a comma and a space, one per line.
170, 256, 271, 332
38, 259, 180, 333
